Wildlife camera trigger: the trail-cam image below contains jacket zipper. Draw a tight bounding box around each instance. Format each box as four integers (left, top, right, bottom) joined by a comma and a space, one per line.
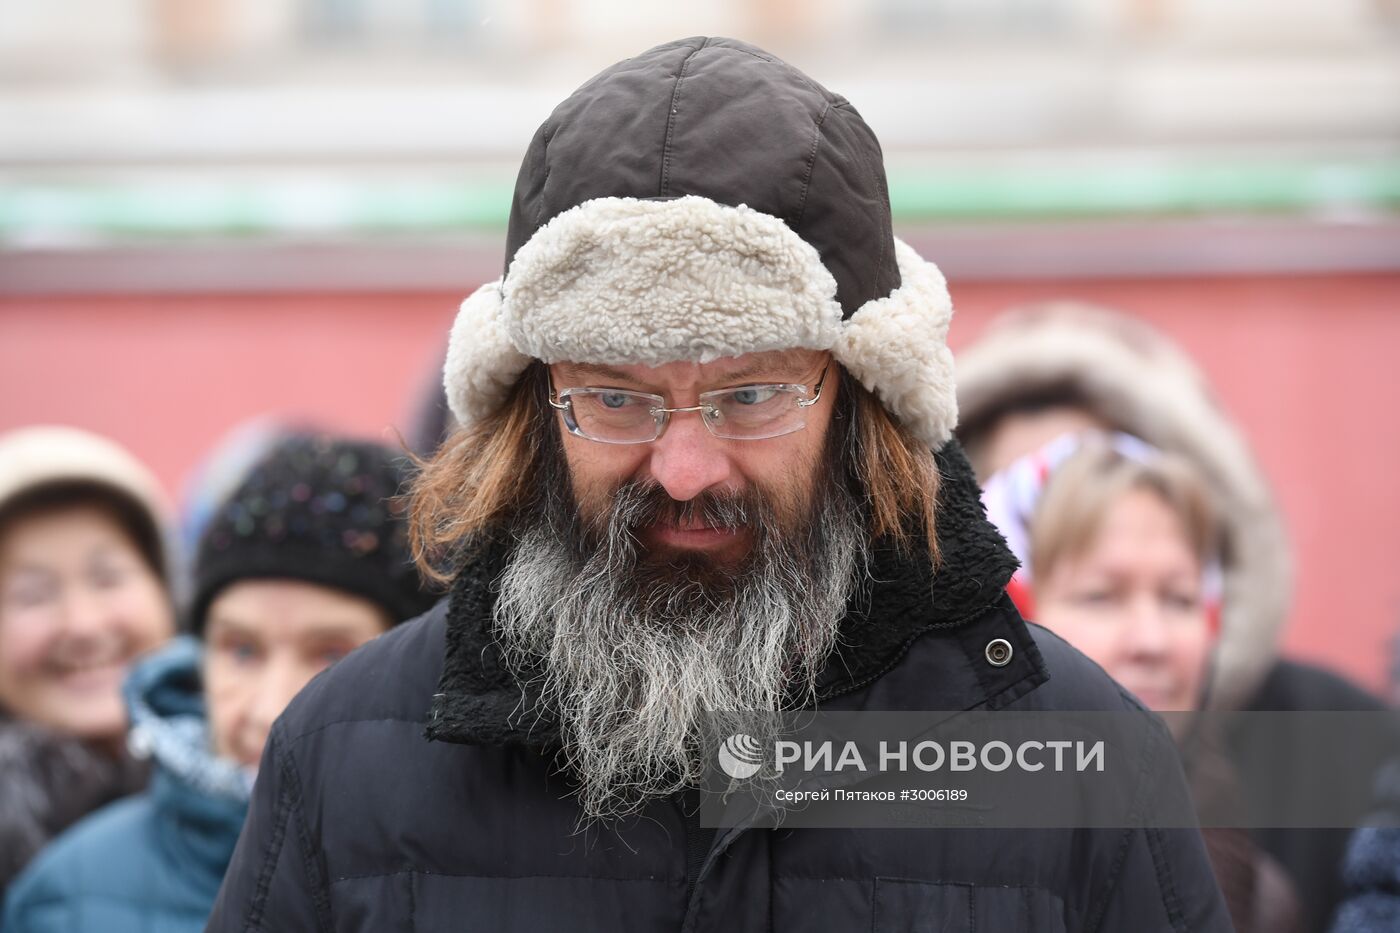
679, 789, 717, 923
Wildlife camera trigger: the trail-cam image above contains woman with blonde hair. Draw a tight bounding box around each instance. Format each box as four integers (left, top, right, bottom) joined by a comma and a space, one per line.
983, 430, 1298, 933
958, 303, 1390, 931
991, 433, 1222, 712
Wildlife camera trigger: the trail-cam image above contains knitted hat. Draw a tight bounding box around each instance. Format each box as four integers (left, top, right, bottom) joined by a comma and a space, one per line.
188, 434, 434, 635
444, 37, 957, 450
178, 416, 298, 562
0, 425, 173, 582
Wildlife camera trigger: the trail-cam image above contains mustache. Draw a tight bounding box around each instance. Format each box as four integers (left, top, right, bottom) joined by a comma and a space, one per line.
627, 479, 750, 523
608, 482, 755, 532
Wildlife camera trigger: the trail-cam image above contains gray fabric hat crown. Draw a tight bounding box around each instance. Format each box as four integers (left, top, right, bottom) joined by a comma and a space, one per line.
445, 36, 957, 449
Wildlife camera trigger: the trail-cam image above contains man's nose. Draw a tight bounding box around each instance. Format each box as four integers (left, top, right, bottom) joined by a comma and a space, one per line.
645, 411, 734, 502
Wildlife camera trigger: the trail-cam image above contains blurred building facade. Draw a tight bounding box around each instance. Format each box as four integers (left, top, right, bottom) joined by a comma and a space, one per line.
2, 0, 1396, 244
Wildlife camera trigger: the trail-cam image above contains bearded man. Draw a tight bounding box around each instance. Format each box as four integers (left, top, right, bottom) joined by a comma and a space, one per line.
208, 37, 1230, 931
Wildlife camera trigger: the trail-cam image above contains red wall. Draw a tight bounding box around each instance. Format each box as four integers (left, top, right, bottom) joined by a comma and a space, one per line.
2, 272, 1397, 693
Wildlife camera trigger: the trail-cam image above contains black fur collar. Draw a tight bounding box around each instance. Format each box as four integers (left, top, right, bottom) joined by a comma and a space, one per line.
425, 440, 1019, 749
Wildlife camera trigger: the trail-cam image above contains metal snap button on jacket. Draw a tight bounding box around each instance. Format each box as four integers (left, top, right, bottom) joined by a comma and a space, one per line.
985, 638, 1013, 667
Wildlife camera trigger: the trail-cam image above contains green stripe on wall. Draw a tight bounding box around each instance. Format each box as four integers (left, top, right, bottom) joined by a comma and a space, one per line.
2, 159, 1397, 241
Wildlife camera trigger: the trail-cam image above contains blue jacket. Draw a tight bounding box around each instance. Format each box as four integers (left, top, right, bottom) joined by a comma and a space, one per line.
2, 638, 250, 933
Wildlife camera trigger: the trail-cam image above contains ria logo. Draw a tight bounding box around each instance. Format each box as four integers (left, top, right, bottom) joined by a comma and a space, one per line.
718, 733, 765, 779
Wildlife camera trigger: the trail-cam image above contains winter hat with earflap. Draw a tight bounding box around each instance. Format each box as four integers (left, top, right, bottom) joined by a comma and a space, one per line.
445, 36, 957, 449
188, 434, 435, 636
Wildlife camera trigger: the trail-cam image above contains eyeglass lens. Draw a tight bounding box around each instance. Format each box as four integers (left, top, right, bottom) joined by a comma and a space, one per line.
563, 385, 809, 442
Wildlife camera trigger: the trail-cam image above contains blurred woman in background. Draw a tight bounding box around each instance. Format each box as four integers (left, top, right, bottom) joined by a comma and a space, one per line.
0, 426, 176, 896
0, 433, 436, 932
982, 430, 1299, 933
990, 433, 1221, 715
957, 304, 1392, 931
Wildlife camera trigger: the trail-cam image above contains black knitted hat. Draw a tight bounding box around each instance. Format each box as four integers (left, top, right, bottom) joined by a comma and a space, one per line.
189, 434, 434, 635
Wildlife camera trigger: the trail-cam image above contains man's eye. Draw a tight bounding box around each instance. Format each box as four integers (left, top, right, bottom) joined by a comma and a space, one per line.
730, 387, 777, 406
599, 392, 632, 409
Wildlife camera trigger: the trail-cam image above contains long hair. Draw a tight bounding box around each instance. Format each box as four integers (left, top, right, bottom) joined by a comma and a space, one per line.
408, 363, 940, 586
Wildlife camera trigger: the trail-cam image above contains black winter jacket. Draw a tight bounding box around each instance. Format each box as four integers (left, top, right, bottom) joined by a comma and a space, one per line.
207, 446, 1231, 932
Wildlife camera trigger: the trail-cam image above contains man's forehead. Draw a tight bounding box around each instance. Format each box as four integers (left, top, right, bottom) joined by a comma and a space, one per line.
555, 349, 827, 387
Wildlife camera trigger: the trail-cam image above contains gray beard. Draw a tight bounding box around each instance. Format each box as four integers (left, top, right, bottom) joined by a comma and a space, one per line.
492, 474, 867, 822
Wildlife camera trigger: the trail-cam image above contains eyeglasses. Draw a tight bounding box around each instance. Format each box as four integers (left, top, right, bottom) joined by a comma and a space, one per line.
548, 365, 830, 444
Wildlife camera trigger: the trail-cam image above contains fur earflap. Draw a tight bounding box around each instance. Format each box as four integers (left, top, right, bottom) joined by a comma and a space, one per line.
443, 280, 533, 428
834, 239, 957, 450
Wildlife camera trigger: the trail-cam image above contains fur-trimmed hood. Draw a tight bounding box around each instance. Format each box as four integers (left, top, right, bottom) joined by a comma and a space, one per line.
954, 304, 1291, 711
443, 37, 958, 451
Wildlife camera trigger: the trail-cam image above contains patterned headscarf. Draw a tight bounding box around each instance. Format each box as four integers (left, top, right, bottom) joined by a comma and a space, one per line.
980, 431, 1223, 624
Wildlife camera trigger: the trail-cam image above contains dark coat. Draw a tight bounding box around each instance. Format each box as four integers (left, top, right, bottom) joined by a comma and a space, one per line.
207, 444, 1231, 931
1236, 659, 1396, 931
